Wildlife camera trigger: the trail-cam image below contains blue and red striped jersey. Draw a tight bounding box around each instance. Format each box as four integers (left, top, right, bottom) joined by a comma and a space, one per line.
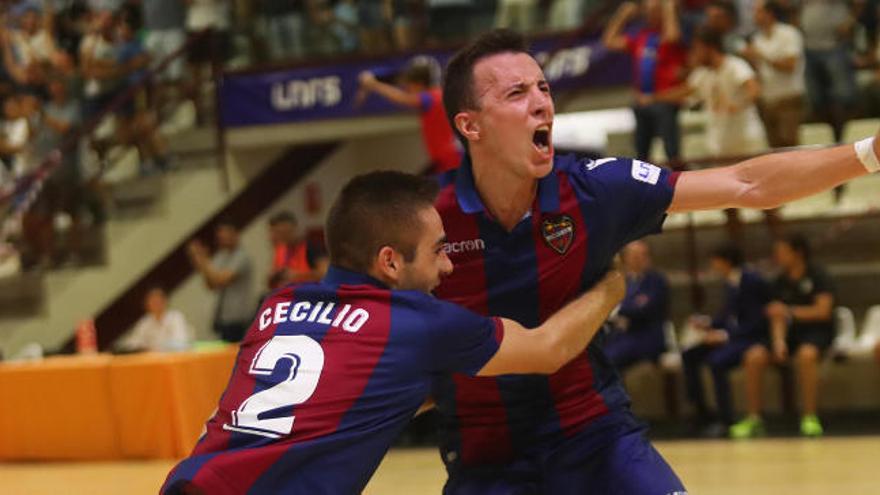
433, 153, 678, 468
162, 267, 503, 494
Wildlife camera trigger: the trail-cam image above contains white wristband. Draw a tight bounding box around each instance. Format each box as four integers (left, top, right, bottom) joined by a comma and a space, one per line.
854, 137, 880, 173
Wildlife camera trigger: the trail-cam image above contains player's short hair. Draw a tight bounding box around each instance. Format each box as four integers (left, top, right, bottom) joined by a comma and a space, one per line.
761, 0, 786, 21
711, 243, 744, 267
693, 26, 725, 53
269, 211, 297, 226
443, 29, 530, 146
779, 233, 811, 262
707, 0, 739, 24
326, 171, 440, 273
402, 62, 433, 88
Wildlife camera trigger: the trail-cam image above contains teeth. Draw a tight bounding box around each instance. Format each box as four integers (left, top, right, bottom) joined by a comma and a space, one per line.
537, 124, 550, 132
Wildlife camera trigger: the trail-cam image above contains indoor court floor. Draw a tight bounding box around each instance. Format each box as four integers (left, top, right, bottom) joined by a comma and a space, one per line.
2, 436, 878, 494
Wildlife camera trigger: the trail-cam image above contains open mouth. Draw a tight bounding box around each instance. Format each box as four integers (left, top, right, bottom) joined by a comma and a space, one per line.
532, 125, 551, 154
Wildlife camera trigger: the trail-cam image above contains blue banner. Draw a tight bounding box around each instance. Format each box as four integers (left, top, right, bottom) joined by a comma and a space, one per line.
219, 33, 631, 128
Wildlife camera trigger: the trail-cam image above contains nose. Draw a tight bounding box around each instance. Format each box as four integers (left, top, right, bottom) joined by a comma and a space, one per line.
440, 253, 454, 278
530, 86, 552, 120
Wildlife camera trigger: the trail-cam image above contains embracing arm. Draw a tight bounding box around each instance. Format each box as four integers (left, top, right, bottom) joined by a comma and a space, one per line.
477, 270, 626, 376
668, 139, 875, 212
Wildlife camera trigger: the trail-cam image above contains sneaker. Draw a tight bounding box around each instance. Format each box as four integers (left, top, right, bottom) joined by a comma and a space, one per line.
729, 416, 765, 439
800, 415, 824, 437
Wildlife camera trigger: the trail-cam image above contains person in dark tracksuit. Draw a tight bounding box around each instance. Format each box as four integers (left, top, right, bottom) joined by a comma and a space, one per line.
605, 240, 670, 371
682, 244, 771, 437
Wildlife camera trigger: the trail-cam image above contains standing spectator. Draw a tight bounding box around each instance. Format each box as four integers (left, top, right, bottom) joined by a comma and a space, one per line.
390, 0, 420, 50
258, 0, 307, 60
731, 234, 835, 439
358, 60, 462, 173
117, 287, 193, 352
185, 0, 231, 125
2, 1, 73, 91
358, 0, 391, 54
800, 0, 857, 145
684, 27, 767, 157
682, 244, 770, 437
267, 211, 328, 289
187, 220, 253, 343
79, 9, 121, 121
495, 0, 538, 32
603, 0, 687, 164
140, 0, 187, 118
604, 241, 670, 371
742, 0, 805, 149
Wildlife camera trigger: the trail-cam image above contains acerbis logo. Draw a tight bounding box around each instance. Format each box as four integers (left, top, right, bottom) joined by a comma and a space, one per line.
443, 239, 486, 254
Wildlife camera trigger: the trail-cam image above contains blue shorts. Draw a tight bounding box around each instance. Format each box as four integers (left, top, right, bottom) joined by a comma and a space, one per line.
443, 413, 686, 495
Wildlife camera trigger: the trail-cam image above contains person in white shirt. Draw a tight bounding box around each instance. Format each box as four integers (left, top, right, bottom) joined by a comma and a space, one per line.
742, 0, 805, 148
119, 287, 193, 352
683, 27, 768, 157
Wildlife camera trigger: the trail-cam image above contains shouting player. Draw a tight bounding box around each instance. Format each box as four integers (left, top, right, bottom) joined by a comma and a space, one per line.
161, 171, 625, 494
431, 29, 879, 494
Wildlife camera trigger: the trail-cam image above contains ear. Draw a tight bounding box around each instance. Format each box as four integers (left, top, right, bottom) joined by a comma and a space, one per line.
374, 245, 401, 283
454, 111, 480, 143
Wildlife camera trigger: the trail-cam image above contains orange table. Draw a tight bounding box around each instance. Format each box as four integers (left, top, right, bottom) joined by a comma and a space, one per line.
0, 347, 238, 461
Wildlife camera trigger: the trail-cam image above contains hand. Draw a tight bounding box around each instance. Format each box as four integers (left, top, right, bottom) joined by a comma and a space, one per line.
772, 337, 788, 362
740, 44, 759, 62
689, 314, 712, 330
636, 92, 654, 106
358, 71, 377, 90
765, 301, 789, 320
187, 240, 207, 261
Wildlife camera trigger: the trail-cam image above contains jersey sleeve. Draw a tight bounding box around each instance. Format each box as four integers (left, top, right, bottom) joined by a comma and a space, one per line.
419, 91, 434, 113
418, 296, 504, 375
569, 156, 678, 248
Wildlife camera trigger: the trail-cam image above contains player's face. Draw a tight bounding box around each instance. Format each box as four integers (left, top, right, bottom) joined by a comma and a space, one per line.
397, 207, 453, 293
469, 52, 555, 179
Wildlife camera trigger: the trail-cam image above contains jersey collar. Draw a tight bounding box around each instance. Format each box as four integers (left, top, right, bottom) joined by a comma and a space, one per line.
455, 153, 561, 215
322, 265, 389, 289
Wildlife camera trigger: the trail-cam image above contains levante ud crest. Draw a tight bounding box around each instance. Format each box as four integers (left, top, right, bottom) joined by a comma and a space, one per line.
542, 215, 575, 254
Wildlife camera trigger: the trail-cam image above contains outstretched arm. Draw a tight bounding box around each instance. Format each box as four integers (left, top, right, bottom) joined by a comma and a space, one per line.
358, 71, 422, 109
668, 137, 877, 212
478, 270, 626, 376
602, 1, 638, 51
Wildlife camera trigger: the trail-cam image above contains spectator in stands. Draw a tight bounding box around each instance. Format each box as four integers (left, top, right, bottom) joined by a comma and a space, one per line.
117, 287, 193, 352
427, 0, 474, 45
115, 8, 172, 174
358, 0, 391, 54
79, 9, 122, 121
26, 77, 84, 266
139, 0, 187, 119
548, 0, 586, 30
331, 0, 359, 54
187, 220, 253, 343
731, 234, 836, 439
258, 0, 307, 60
703, 0, 746, 55
604, 240, 670, 371
495, 0, 538, 32
603, 0, 687, 165
0, 93, 37, 179
358, 60, 462, 173
684, 27, 767, 157
267, 211, 328, 289
185, 0, 231, 125
800, 0, 856, 145
390, 0, 419, 50
2, 1, 73, 92
742, 0, 805, 149
682, 244, 771, 437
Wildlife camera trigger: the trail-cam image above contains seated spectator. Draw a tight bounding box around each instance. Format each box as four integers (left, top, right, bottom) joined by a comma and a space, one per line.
267, 211, 328, 289
0, 93, 38, 179
187, 219, 253, 343
331, 0, 360, 54
358, 0, 391, 54
742, 0, 805, 149
117, 287, 193, 352
605, 240, 670, 371
603, 0, 687, 164
682, 244, 770, 437
257, 0, 307, 61
358, 60, 462, 173
390, 0, 419, 50
731, 234, 835, 439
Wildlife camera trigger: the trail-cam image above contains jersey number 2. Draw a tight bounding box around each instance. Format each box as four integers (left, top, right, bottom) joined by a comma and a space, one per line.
223, 335, 325, 439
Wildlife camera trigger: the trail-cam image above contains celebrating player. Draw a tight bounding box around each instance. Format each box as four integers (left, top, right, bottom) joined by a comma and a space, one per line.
431, 29, 879, 494
161, 171, 626, 494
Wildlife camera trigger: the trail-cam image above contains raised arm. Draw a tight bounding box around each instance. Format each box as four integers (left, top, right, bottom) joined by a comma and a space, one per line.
603, 2, 639, 52
660, 0, 681, 44
668, 137, 877, 212
477, 269, 626, 376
